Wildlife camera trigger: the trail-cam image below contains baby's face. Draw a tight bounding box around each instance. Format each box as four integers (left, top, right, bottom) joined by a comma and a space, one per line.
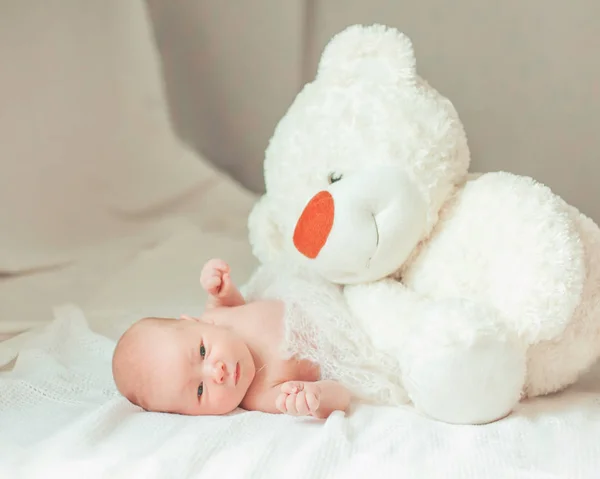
134, 318, 256, 415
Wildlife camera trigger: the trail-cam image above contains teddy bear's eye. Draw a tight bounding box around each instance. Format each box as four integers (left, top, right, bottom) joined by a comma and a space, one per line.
328, 172, 343, 184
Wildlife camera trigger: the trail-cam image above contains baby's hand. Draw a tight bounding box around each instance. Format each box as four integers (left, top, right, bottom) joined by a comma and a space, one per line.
200, 258, 233, 297
276, 381, 321, 417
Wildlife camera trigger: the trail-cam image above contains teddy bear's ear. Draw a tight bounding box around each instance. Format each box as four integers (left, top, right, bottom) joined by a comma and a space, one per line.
316, 24, 416, 85
247, 194, 285, 264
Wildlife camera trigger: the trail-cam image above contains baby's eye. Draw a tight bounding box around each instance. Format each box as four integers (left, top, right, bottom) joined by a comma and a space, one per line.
197, 383, 204, 397
200, 344, 206, 358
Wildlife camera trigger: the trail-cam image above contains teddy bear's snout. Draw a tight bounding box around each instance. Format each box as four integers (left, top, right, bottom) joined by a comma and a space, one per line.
293, 190, 334, 259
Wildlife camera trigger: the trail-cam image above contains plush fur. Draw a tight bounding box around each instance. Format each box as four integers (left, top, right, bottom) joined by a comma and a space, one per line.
247, 24, 600, 424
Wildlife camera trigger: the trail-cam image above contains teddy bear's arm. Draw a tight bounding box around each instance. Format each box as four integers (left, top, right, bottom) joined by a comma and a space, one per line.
405, 172, 587, 344
343, 278, 426, 352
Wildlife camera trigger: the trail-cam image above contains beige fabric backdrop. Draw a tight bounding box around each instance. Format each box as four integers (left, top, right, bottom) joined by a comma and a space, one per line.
0, 0, 249, 273
149, 0, 599, 222
0, 0, 258, 332
146, 0, 306, 195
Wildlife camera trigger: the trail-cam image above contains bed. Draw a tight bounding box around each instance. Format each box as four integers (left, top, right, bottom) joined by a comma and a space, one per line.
2, 2, 600, 477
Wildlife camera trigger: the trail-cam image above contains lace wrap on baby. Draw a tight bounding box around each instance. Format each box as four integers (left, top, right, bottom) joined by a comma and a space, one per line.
242, 262, 408, 406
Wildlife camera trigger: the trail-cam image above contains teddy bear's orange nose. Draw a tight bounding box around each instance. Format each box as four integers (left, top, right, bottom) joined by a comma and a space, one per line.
293, 191, 335, 259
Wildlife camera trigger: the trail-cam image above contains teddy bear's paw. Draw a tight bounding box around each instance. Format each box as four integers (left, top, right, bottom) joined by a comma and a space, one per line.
401, 298, 527, 424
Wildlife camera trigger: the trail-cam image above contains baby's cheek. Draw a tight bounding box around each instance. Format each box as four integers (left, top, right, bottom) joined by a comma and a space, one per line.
214, 388, 243, 413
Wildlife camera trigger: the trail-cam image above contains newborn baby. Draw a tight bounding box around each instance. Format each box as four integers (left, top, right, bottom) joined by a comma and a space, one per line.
112, 259, 352, 418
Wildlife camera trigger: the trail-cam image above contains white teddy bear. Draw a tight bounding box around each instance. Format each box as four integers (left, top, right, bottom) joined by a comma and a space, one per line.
247, 24, 600, 424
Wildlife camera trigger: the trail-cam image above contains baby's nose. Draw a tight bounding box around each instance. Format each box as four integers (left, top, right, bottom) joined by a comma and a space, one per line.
211, 361, 226, 384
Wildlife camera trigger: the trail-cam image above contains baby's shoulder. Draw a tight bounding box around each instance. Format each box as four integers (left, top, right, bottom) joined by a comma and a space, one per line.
240, 300, 285, 344
246, 299, 285, 321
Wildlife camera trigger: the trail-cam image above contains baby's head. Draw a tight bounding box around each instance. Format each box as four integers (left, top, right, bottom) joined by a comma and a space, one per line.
112, 315, 256, 415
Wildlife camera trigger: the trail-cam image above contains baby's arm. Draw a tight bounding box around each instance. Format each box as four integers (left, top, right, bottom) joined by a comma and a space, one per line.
276, 380, 351, 419
243, 381, 351, 419
200, 258, 245, 309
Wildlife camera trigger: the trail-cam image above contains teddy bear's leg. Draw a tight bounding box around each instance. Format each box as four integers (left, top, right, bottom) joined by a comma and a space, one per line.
345, 280, 527, 424
401, 298, 527, 424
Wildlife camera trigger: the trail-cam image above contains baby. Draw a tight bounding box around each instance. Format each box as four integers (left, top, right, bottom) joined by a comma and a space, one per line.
112, 258, 352, 419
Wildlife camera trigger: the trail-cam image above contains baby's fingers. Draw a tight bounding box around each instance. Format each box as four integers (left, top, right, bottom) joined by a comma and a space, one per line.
217, 273, 233, 297
281, 381, 304, 395
306, 392, 320, 414
295, 391, 310, 416
208, 258, 230, 274
285, 393, 300, 415
276, 393, 288, 413
202, 275, 222, 294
